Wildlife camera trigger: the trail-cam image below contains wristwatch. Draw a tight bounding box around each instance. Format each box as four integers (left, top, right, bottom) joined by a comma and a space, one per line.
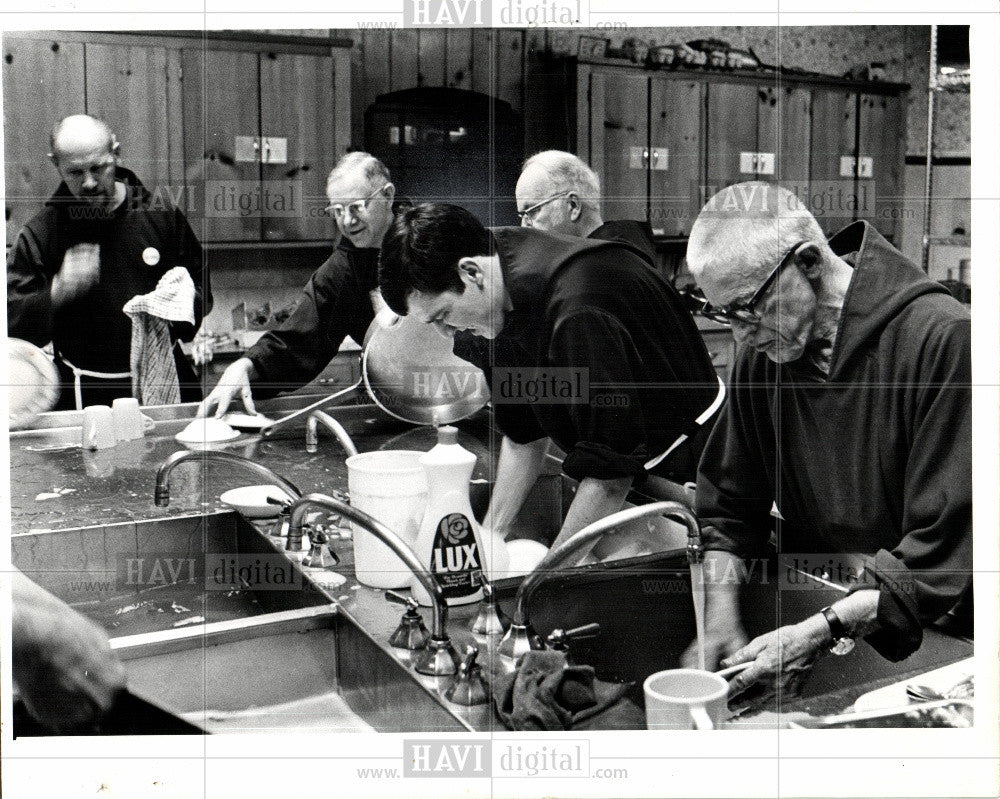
820, 605, 856, 656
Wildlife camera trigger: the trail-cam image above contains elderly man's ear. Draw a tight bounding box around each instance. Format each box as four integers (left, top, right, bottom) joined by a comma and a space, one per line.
794, 242, 824, 278
567, 193, 583, 222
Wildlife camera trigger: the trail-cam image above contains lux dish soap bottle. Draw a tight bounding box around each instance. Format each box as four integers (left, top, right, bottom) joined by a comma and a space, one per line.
411, 426, 487, 607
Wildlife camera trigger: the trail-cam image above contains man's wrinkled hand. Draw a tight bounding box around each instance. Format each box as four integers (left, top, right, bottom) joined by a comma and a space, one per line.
720, 620, 828, 701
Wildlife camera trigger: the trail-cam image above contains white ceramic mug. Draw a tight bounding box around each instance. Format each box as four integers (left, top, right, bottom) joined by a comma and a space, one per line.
111, 397, 155, 441
644, 668, 729, 730
81, 405, 117, 450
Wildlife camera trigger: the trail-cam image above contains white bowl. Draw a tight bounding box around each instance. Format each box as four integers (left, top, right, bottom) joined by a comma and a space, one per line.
505, 538, 549, 577
219, 484, 296, 518
175, 417, 240, 447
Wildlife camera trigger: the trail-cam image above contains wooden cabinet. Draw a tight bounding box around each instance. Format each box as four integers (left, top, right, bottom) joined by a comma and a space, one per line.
2, 36, 86, 244
857, 93, 907, 242
559, 61, 908, 245
649, 79, 703, 236
809, 88, 858, 235
587, 71, 648, 222
182, 48, 341, 243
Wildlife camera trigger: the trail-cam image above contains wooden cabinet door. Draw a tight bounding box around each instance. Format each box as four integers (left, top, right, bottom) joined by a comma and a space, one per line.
3, 36, 86, 244
809, 88, 858, 236
589, 71, 648, 222
181, 48, 261, 242
857, 93, 906, 243
758, 84, 811, 186
649, 78, 703, 237
705, 82, 758, 194
84, 44, 174, 199
260, 52, 337, 242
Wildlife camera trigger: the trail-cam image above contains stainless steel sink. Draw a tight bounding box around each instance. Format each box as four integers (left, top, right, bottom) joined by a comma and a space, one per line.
11, 511, 327, 637
114, 606, 469, 733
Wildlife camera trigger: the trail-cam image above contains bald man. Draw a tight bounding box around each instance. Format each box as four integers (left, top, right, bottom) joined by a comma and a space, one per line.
682, 182, 971, 701
514, 150, 656, 262
7, 114, 210, 409
198, 151, 401, 417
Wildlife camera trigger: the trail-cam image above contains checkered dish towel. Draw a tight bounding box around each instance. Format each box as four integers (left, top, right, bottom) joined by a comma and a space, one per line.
122, 266, 195, 406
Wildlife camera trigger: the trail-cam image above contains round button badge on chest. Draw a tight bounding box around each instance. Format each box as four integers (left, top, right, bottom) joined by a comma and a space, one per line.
142, 247, 161, 266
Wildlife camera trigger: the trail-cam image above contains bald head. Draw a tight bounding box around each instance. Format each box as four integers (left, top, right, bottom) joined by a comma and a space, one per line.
687, 182, 829, 303
49, 115, 121, 206
50, 115, 117, 162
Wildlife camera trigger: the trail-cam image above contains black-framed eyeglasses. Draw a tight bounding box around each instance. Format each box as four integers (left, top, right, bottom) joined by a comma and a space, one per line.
517, 191, 572, 224
701, 241, 807, 326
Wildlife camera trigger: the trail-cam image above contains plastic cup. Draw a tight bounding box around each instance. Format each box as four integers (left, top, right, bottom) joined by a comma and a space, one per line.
644, 669, 729, 730
345, 450, 427, 589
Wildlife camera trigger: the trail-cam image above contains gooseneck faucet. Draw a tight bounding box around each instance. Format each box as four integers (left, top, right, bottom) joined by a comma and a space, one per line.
154, 450, 302, 507
497, 501, 701, 664
286, 493, 459, 676
305, 410, 359, 457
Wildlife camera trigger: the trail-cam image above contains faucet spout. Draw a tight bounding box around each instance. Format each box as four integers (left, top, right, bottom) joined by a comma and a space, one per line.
154, 450, 302, 507
305, 410, 359, 456
498, 501, 700, 663
286, 493, 457, 675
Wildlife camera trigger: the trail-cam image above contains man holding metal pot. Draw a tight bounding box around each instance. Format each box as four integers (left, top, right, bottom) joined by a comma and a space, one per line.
378, 203, 722, 551
198, 152, 401, 417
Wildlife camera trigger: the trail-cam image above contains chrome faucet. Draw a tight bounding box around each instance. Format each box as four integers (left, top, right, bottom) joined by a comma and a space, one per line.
286, 493, 459, 676
154, 450, 302, 507
496, 501, 702, 665
305, 410, 359, 457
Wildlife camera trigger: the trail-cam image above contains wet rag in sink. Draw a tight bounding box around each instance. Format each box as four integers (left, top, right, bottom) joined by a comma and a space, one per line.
490, 650, 644, 731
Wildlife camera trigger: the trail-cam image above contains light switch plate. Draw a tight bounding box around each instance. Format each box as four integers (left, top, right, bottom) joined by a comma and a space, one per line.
739, 152, 758, 174
235, 136, 259, 162
262, 137, 288, 164
650, 147, 669, 171
755, 152, 775, 175
629, 146, 647, 170
857, 156, 874, 178
839, 156, 856, 177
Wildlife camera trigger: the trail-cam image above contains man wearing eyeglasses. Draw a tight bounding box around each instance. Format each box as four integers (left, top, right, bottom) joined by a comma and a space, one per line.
7, 114, 211, 409
514, 150, 656, 263
682, 182, 971, 702
199, 152, 400, 417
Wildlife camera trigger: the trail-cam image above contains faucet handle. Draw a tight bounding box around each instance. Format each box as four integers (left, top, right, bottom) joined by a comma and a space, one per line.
471, 571, 510, 636
546, 622, 601, 659
385, 590, 420, 612
444, 644, 489, 706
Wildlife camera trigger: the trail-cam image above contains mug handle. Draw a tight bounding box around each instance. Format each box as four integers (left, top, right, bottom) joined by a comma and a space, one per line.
689, 704, 715, 730
141, 414, 155, 432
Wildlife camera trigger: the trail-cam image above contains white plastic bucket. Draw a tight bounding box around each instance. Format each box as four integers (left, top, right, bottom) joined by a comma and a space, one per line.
345, 450, 427, 588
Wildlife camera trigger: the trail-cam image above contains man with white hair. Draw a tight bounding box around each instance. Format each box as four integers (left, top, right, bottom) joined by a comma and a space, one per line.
7, 114, 210, 409
682, 182, 971, 700
514, 150, 656, 262
200, 151, 400, 416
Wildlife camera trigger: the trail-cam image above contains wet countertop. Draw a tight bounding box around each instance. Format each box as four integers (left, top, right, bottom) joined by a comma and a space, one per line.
9, 399, 497, 535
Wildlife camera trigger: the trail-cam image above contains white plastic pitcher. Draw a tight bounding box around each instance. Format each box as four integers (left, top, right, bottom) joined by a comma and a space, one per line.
345, 450, 427, 588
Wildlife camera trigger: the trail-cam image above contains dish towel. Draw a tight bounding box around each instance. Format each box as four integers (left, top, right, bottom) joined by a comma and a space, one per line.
122, 267, 195, 406
490, 650, 645, 731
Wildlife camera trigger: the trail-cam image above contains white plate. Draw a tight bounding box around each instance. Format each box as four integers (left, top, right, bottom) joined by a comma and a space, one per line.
220, 484, 295, 518
221, 412, 275, 431
8, 338, 60, 429
853, 657, 974, 711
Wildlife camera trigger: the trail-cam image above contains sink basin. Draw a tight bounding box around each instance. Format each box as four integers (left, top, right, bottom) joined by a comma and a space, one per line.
12, 511, 327, 637
114, 605, 469, 733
